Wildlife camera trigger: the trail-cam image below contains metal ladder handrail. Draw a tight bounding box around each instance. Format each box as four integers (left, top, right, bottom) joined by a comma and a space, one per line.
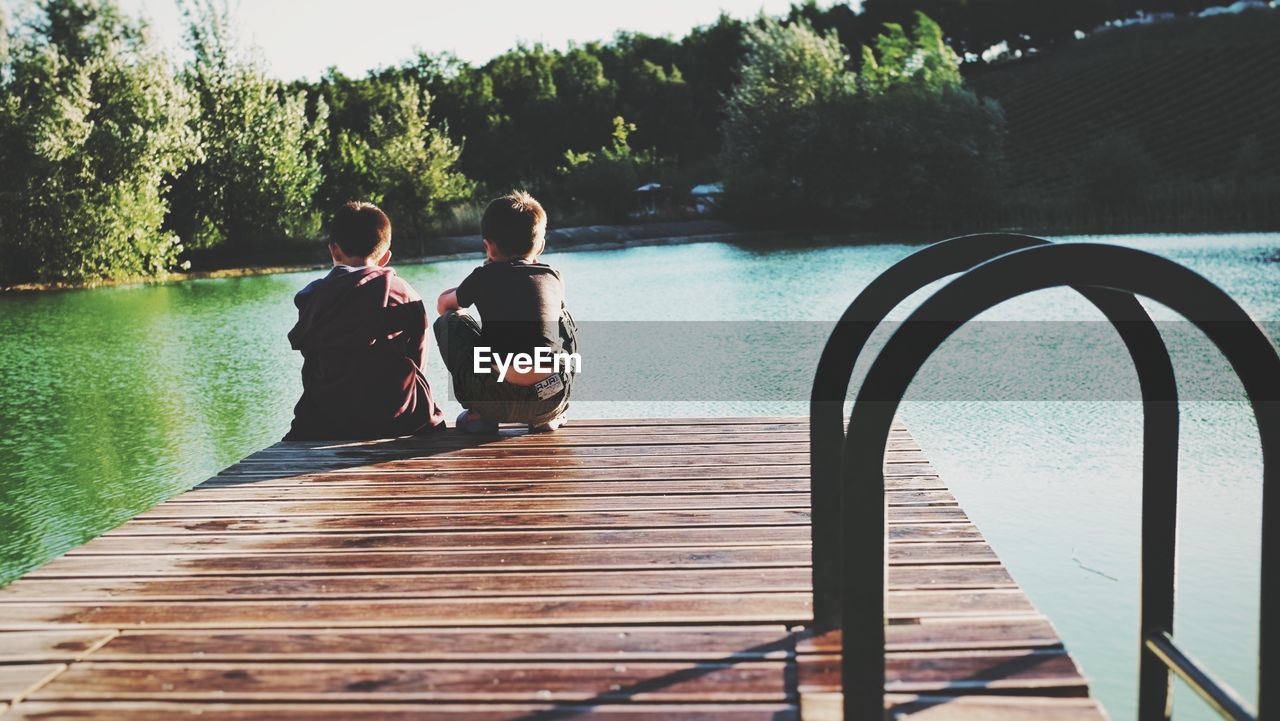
832, 242, 1278, 720
809, 233, 1181, 718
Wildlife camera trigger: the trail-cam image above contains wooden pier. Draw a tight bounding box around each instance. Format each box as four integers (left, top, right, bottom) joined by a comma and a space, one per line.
0, 418, 1108, 720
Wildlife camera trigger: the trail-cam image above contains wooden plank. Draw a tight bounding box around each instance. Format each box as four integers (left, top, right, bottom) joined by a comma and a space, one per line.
198, 464, 814, 486
215, 460, 939, 479
236, 436, 924, 457
273, 423, 812, 444
196, 470, 945, 491
798, 695, 1108, 721
178, 477, 816, 500
20, 543, 990, 578
88, 626, 797, 661
27, 652, 1086, 702
798, 650, 1089, 695
249, 444, 929, 462
0, 593, 817, 629
22, 545, 813, 577
99, 508, 965, 537
887, 566, 1012, 590
245, 443, 922, 464
3, 702, 801, 720
243, 434, 818, 455
167, 482, 953, 504
67, 523, 983, 556
0, 565, 1012, 602
527, 417, 818, 426
242, 441, 817, 463
0, 630, 116, 662
273, 426, 811, 447
885, 695, 1108, 720
218, 457, 940, 477
85, 620, 1056, 664
100, 509, 817, 536
250, 430, 817, 448
102, 506, 964, 536
30, 661, 791, 702
806, 621, 1062, 653
217, 452, 817, 474
886, 590, 1037, 619
0, 664, 66, 705
131, 493, 815, 519
2, 568, 811, 600
0, 590, 1039, 630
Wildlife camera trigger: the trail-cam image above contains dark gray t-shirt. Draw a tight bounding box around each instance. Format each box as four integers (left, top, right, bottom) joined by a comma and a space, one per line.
455, 259, 565, 357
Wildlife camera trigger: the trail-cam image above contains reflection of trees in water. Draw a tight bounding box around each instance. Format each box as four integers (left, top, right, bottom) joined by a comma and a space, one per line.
0, 279, 300, 585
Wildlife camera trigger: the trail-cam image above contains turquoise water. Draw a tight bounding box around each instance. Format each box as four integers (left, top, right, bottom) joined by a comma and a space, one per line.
0, 233, 1276, 719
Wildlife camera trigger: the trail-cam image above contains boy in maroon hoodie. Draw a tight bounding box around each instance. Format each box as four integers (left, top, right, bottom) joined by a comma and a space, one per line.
285, 202, 445, 440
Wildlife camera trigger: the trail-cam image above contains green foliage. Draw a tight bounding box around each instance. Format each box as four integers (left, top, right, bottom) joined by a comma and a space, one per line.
169, 0, 327, 252
720, 12, 1005, 227
720, 17, 855, 220
858, 12, 962, 93
0, 0, 198, 285
330, 80, 474, 242
855, 87, 1006, 224
557, 116, 660, 222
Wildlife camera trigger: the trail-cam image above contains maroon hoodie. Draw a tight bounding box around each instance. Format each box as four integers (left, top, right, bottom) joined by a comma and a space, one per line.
285, 265, 445, 440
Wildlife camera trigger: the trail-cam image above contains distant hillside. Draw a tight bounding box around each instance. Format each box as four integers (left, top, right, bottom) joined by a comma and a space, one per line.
968, 10, 1279, 227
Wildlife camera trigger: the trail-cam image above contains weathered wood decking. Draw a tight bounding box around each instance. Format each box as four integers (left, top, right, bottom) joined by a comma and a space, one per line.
0, 418, 1108, 720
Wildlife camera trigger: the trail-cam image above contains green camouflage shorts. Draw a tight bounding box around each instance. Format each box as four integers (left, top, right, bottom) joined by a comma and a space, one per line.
432, 311, 573, 426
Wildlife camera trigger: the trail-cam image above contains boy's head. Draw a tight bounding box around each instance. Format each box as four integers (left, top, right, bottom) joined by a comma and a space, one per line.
329, 202, 392, 265
481, 191, 546, 261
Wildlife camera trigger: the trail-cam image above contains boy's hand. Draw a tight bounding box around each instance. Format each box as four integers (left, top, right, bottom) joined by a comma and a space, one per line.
437, 288, 462, 317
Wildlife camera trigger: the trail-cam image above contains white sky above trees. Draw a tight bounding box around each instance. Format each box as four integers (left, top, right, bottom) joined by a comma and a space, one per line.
100, 0, 838, 80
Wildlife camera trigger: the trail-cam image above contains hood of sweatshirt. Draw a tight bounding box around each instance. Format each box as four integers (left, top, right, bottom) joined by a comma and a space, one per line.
287, 265, 399, 353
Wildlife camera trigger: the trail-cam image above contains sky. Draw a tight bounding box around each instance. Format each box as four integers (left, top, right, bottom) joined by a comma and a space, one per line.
93, 0, 837, 80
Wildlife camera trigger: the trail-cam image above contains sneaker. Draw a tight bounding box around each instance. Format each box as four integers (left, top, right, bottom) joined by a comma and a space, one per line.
456, 409, 498, 434
528, 415, 567, 433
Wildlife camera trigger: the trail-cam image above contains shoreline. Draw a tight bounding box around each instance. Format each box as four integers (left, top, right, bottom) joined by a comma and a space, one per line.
4, 220, 1275, 293
0, 220, 752, 293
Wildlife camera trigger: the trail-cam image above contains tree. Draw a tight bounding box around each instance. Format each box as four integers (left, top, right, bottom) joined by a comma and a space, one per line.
854, 86, 1006, 225
850, 12, 1005, 225
719, 16, 856, 221
330, 80, 474, 243
169, 0, 327, 252
719, 12, 1005, 227
858, 12, 962, 93
557, 116, 661, 222
397, 53, 507, 185
0, 0, 198, 285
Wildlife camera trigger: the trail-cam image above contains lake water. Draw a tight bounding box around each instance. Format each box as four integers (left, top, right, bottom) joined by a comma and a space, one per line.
1, 233, 1277, 720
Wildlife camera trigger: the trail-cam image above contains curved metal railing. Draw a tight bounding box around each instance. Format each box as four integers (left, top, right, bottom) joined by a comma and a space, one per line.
811, 238, 1278, 720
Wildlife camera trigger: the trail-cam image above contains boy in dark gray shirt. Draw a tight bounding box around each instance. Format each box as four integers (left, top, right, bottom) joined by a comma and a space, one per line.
435, 192, 577, 433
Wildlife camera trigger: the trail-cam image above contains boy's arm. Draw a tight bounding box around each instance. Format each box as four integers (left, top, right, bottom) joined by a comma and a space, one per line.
437, 288, 461, 317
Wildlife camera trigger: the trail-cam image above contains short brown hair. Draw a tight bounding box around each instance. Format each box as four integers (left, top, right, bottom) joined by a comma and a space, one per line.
331, 202, 391, 259
481, 191, 546, 259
